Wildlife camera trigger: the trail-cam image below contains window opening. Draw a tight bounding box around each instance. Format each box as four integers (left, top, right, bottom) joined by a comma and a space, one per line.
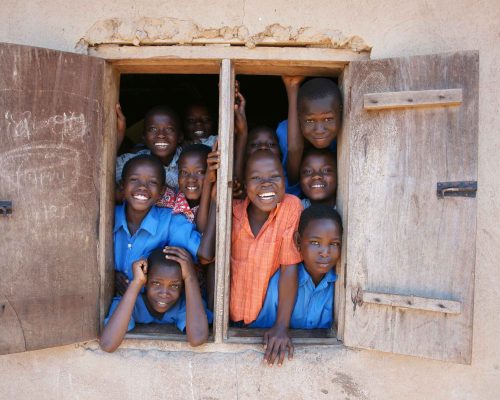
226, 73, 342, 344
115, 72, 219, 342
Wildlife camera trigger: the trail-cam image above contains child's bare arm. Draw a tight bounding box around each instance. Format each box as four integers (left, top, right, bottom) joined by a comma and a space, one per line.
164, 246, 209, 346
195, 141, 219, 233
263, 263, 298, 367
196, 144, 218, 264
197, 198, 217, 264
116, 103, 126, 149
233, 82, 248, 184
100, 259, 147, 352
282, 76, 306, 184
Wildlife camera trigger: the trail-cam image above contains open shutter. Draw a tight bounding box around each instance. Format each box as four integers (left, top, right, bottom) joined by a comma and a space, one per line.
0, 43, 108, 354
343, 51, 478, 363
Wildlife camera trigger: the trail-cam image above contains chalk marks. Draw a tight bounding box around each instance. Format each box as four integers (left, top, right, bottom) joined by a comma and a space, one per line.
0, 144, 82, 196
2, 110, 89, 142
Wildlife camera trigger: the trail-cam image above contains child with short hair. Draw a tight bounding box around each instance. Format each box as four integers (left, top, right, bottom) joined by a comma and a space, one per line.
222, 150, 303, 366
116, 105, 183, 190
299, 148, 337, 209
252, 204, 342, 329
100, 246, 211, 352
278, 76, 342, 190
157, 143, 212, 225
183, 102, 218, 147
114, 154, 216, 295
246, 126, 282, 159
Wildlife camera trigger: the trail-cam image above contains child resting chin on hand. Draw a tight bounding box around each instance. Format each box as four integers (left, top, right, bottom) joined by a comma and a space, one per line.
100, 246, 211, 352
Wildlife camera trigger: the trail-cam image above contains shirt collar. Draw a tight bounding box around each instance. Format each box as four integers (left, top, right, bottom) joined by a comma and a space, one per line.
299, 263, 337, 288
113, 203, 159, 236
237, 196, 283, 238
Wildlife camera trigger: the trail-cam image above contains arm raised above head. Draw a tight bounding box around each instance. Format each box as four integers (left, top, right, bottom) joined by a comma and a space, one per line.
282, 76, 306, 185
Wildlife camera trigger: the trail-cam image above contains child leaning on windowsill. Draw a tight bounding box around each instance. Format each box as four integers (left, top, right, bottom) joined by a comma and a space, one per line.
100, 246, 211, 352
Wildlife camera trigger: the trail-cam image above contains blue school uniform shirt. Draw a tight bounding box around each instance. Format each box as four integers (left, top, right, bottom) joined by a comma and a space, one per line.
250, 262, 337, 329
276, 120, 337, 197
104, 293, 212, 332
114, 204, 201, 280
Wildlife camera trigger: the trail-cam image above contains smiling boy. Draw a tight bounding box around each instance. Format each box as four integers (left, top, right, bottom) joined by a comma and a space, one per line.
299, 148, 337, 209
229, 150, 303, 366
157, 144, 212, 224
114, 154, 216, 294
100, 246, 210, 352
116, 105, 183, 190
183, 102, 217, 147
277, 77, 342, 189
252, 204, 342, 329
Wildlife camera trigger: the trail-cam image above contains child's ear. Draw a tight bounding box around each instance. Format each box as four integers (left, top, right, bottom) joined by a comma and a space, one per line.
293, 231, 301, 251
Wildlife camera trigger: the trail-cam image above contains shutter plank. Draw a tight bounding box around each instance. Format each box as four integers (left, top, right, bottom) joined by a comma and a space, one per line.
343, 51, 478, 363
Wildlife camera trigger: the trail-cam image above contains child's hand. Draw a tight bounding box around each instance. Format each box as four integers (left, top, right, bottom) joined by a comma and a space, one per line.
232, 178, 245, 199
163, 246, 197, 281
206, 140, 220, 184
281, 76, 306, 90
234, 81, 247, 136
131, 259, 148, 286
263, 324, 294, 367
116, 103, 126, 146
114, 271, 129, 296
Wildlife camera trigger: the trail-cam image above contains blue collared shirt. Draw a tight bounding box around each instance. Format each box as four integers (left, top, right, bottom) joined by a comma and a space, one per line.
114, 204, 201, 280
104, 293, 213, 332
276, 120, 337, 197
250, 262, 337, 329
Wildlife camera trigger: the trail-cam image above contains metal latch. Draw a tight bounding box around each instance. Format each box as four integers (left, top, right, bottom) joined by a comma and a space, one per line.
0, 201, 12, 216
437, 181, 477, 199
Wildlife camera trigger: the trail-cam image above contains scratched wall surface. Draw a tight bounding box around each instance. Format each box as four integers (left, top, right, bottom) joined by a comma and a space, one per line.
1, 1, 500, 399
0, 43, 105, 353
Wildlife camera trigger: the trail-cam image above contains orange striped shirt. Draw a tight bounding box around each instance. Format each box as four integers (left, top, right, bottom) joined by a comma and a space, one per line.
230, 194, 303, 324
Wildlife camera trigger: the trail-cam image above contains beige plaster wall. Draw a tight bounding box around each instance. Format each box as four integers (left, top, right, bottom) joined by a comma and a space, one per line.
1, 1, 500, 399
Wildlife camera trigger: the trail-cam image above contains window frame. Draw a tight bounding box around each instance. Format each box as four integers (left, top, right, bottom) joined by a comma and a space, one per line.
96, 45, 369, 345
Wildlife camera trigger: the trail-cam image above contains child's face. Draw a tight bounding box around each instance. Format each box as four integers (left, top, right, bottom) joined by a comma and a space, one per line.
145, 266, 183, 313
178, 153, 207, 203
300, 153, 337, 203
246, 130, 281, 159
298, 96, 341, 149
143, 112, 181, 160
296, 218, 342, 282
245, 154, 285, 213
185, 105, 213, 141
122, 162, 164, 212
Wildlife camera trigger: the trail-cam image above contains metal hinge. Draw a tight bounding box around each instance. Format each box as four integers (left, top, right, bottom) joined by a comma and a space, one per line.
437, 181, 477, 199
0, 200, 12, 216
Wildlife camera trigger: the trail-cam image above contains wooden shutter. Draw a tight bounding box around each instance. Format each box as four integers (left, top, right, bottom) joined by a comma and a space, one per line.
0, 42, 110, 354
342, 51, 478, 363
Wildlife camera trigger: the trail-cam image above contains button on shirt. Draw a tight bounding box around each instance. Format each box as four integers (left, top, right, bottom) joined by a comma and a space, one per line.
115, 147, 182, 190
251, 262, 337, 329
105, 293, 212, 332
114, 204, 201, 280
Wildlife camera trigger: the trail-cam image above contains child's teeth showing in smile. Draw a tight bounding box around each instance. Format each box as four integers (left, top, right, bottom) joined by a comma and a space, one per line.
133, 194, 149, 201
154, 142, 169, 149
258, 192, 276, 200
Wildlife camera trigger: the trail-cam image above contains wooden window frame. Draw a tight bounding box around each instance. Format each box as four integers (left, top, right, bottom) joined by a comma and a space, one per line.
95, 45, 368, 345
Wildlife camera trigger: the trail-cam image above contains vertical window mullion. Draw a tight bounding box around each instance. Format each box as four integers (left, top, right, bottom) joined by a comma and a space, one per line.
214, 59, 235, 343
